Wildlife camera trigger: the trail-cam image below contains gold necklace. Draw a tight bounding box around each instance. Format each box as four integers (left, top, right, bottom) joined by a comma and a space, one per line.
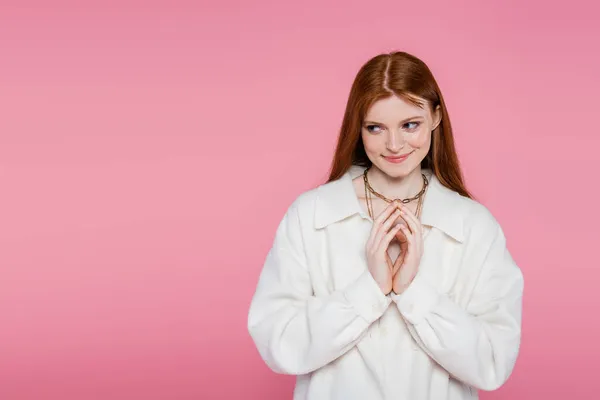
415, 189, 425, 219
363, 167, 428, 220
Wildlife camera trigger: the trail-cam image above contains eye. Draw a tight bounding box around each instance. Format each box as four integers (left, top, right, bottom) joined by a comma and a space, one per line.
404, 121, 420, 131
365, 125, 383, 133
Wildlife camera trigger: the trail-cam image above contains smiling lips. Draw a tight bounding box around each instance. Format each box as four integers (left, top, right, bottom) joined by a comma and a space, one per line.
383, 151, 413, 164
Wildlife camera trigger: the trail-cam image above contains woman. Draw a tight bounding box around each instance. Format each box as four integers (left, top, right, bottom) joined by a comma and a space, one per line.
247, 51, 524, 399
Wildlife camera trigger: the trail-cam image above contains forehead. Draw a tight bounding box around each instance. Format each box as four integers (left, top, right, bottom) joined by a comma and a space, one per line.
364, 95, 429, 121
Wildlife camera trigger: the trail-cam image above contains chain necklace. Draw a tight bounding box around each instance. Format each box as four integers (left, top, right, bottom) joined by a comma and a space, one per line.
363, 166, 428, 220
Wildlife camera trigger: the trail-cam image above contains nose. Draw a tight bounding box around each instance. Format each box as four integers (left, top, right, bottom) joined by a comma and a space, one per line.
386, 130, 405, 152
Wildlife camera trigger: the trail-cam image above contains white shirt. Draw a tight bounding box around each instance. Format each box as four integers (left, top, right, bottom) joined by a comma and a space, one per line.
248, 165, 524, 400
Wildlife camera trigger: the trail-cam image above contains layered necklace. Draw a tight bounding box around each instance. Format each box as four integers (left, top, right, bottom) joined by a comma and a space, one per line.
362, 166, 429, 220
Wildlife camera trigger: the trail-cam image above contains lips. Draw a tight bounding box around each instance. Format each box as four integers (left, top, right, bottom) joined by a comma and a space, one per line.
383, 151, 413, 164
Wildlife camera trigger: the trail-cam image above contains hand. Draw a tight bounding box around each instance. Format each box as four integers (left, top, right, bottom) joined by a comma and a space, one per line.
366, 201, 404, 295
392, 204, 424, 294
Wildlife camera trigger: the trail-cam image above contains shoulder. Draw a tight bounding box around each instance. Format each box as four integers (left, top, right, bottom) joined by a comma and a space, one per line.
453, 192, 504, 245
424, 173, 503, 244
286, 172, 356, 230
292, 188, 319, 216
278, 185, 321, 229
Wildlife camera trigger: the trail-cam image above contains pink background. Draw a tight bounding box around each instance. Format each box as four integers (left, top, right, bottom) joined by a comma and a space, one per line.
1, 1, 599, 399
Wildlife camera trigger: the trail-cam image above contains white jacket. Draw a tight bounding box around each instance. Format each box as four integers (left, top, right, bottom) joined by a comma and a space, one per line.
248, 165, 524, 400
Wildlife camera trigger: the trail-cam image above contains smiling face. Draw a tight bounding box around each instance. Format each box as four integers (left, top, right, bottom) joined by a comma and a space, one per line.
361, 94, 442, 179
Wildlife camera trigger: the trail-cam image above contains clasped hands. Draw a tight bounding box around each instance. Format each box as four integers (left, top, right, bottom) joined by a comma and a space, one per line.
366, 200, 424, 295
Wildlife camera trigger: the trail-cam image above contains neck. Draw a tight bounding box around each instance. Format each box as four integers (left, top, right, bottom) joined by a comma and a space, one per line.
367, 165, 424, 200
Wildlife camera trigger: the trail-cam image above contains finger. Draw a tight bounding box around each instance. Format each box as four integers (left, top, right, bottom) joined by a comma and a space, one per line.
399, 225, 415, 251
392, 250, 404, 274
400, 209, 424, 254
377, 224, 402, 255
386, 253, 394, 271
373, 208, 402, 248
375, 201, 400, 225
393, 226, 412, 270
402, 246, 412, 265
395, 227, 408, 244
400, 205, 422, 236
369, 202, 401, 249
367, 202, 399, 248
397, 226, 412, 261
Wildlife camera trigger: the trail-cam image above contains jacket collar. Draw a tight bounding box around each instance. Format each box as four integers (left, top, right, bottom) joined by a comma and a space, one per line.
314, 165, 465, 242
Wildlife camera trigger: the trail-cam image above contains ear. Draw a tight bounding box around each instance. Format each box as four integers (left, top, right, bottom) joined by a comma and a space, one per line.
431, 105, 442, 131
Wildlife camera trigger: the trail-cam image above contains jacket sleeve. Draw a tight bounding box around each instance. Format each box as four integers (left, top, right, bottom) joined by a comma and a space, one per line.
390, 220, 524, 391
248, 200, 391, 375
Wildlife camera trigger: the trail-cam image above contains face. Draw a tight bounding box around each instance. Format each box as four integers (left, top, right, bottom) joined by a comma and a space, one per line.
361, 94, 441, 179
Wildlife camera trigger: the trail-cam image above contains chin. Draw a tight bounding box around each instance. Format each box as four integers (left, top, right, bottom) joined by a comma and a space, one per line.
374, 160, 419, 179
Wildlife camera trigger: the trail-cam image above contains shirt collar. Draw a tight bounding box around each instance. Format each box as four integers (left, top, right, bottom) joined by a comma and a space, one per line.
314, 165, 465, 242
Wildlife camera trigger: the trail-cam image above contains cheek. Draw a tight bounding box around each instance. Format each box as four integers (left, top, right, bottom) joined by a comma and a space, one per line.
406, 129, 431, 149
362, 133, 380, 153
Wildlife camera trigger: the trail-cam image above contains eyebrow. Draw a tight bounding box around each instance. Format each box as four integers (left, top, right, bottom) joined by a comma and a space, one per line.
363, 116, 424, 126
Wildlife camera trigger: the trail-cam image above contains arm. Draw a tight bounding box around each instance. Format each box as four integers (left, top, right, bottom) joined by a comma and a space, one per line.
390, 222, 524, 391
248, 200, 391, 375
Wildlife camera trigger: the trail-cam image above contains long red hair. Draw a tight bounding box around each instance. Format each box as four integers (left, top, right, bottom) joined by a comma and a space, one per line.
327, 51, 472, 199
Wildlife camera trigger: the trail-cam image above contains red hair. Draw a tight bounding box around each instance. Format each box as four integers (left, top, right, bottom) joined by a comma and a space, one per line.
327, 51, 472, 199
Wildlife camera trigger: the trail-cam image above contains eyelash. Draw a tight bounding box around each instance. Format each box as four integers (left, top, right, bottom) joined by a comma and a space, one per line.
365, 121, 420, 133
